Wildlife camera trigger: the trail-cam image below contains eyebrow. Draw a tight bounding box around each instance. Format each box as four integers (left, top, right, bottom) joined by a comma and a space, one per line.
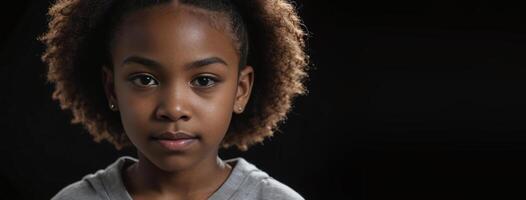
122, 56, 228, 70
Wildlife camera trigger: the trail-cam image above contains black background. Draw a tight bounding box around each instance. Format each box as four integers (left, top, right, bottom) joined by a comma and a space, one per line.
2, 0, 526, 199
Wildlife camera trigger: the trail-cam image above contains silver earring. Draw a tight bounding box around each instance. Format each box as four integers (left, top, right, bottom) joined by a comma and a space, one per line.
237, 106, 243, 113
109, 103, 116, 110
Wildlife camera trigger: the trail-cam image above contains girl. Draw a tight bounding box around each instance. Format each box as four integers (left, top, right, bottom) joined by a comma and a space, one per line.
40, 0, 309, 199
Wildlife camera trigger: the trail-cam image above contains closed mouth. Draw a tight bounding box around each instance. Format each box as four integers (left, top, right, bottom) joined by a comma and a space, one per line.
150, 131, 199, 141
150, 131, 199, 151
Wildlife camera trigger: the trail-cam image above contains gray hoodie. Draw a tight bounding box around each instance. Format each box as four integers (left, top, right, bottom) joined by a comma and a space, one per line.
51, 156, 304, 200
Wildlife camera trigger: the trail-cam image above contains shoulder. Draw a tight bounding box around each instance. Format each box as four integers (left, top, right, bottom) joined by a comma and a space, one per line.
227, 158, 305, 200
257, 176, 305, 200
51, 156, 137, 200
51, 178, 100, 200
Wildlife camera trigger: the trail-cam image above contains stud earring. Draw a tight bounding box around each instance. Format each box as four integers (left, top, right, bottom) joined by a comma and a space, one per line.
237, 106, 243, 113
109, 103, 116, 111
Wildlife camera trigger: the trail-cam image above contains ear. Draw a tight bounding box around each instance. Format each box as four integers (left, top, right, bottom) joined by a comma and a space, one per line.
234, 65, 254, 113
101, 66, 118, 109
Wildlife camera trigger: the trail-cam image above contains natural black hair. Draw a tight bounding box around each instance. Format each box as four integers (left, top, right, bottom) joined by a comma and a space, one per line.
40, 0, 309, 151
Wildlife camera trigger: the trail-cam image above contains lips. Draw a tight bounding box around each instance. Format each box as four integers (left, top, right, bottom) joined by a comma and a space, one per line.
151, 131, 198, 151
151, 131, 198, 140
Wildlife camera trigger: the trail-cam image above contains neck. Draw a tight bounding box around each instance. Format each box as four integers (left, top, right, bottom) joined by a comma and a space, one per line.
125, 150, 232, 198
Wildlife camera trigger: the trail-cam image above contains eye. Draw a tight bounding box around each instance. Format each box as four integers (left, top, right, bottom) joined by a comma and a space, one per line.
130, 74, 159, 87
191, 76, 218, 88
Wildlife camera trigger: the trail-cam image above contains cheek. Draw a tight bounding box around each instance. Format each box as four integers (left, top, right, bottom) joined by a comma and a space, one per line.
195, 87, 237, 137
114, 82, 154, 136
120, 99, 152, 129
199, 95, 232, 116
198, 93, 233, 118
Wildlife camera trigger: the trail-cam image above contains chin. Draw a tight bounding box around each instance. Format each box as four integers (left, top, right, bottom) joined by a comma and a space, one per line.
144, 151, 203, 172
137, 141, 215, 172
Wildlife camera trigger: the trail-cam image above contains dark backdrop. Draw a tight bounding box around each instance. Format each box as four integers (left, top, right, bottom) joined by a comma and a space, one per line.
2, 0, 526, 199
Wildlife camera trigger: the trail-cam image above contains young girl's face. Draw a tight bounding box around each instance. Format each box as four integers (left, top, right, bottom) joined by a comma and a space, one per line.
102, 3, 253, 171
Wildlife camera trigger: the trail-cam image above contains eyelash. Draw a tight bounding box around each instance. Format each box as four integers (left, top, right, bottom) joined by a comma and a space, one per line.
190, 76, 219, 88
128, 74, 219, 89
129, 74, 159, 88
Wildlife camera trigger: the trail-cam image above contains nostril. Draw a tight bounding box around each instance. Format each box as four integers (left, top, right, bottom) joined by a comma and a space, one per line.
155, 104, 191, 121
159, 115, 171, 121
180, 115, 190, 121
158, 113, 190, 121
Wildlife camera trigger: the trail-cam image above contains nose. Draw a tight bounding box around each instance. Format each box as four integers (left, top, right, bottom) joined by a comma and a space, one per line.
155, 84, 192, 122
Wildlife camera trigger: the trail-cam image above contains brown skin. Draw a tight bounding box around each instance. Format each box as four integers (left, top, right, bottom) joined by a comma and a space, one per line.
101, 3, 254, 200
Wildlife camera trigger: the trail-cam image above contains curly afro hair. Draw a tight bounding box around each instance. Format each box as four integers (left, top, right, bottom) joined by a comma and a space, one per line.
39, 0, 309, 151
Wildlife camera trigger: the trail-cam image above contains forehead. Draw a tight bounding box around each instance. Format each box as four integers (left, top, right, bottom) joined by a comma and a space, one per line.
110, 3, 238, 66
